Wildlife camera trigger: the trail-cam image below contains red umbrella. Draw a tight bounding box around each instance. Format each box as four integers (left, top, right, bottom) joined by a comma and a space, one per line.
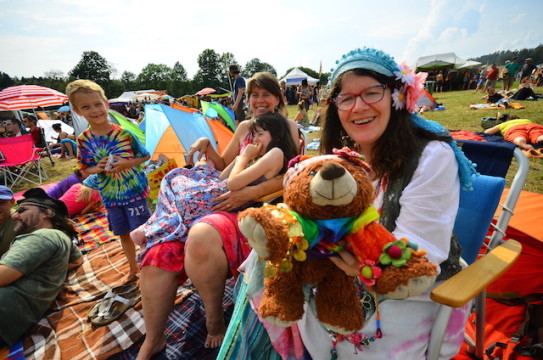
196, 87, 216, 96
0, 85, 68, 110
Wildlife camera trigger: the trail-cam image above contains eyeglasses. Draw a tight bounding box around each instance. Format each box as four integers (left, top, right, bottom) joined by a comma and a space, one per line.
332, 84, 387, 111
16, 207, 30, 214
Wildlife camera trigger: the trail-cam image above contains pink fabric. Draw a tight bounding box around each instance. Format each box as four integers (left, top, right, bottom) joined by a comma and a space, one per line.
59, 183, 101, 217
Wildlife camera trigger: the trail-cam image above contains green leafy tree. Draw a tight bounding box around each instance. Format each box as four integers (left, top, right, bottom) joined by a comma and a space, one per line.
219, 52, 237, 91
193, 49, 223, 90
69, 51, 112, 83
244, 58, 277, 78
136, 63, 173, 91
172, 62, 188, 82
0, 72, 15, 90
120, 71, 137, 90
44, 70, 66, 91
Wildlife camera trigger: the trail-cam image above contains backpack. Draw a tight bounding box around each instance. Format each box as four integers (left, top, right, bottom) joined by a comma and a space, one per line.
502, 67, 510, 80
480, 297, 543, 360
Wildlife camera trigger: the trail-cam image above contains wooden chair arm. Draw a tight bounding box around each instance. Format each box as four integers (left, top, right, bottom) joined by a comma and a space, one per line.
430, 240, 522, 308
255, 190, 284, 203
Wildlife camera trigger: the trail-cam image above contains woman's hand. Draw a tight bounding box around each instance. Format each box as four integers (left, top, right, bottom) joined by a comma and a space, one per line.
240, 143, 262, 161
329, 250, 361, 276
186, 138, 210, 165
211, 186, 258, 212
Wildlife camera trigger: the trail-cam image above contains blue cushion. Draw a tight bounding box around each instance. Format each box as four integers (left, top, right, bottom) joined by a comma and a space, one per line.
454, 175, 505, 264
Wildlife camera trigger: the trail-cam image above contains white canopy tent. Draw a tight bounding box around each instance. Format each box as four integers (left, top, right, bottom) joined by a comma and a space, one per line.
280, 68, 319, 86
415, 53, 465, 70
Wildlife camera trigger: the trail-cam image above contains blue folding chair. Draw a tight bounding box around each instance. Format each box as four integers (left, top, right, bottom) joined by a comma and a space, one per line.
427, 142, 530, 359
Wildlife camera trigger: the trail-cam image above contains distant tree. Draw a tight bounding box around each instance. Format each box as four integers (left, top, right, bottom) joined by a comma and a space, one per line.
136, 63, 173, 90
471, 44, 543, 66
121, 71, 136, 88
244, 58, 277, 78
193, 49, 223, 90
44, 70, 66, 91
0, 72, 15, 90
172, 62, 188, 82
219, 52, 237, 91
69, 51, 112, 83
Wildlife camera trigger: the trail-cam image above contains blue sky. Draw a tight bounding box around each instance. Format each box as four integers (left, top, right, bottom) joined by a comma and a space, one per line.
0, 0, 541, 81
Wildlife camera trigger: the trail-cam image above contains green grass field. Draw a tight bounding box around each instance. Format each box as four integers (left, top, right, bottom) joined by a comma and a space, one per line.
10, 88, 543, 196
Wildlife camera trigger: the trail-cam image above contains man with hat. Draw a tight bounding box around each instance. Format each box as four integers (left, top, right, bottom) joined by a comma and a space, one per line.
229, 64, 246, 124
0, 188, 83, 348
0, 186, 16, 258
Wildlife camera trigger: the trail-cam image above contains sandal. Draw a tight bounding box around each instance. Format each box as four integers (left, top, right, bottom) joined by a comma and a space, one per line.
90, 288, 140, 327
522, 149, 541, 158
87, 282, 139, 320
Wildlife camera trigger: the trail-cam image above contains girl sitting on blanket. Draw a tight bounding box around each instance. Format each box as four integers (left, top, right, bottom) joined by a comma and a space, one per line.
131, 111, 298, 263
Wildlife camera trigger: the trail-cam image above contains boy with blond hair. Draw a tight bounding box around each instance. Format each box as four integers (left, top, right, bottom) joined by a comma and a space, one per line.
66, 79, 150, 282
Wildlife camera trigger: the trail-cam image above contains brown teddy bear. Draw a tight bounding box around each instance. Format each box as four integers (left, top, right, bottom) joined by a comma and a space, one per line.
238, 149, 438, 335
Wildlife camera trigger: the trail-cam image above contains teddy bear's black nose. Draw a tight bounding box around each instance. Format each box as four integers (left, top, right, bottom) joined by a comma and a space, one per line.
319, 162, 346, 180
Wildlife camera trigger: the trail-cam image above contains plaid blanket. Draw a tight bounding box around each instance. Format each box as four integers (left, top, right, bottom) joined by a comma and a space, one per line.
22, 240, 193, 360
72, 207, 119, 253
110, 278, 235, 360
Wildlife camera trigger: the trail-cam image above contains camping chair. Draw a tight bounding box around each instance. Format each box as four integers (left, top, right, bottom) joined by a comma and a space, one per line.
0, 134, 48, 189
35, 126, 55, 166
427, 141, 530, 360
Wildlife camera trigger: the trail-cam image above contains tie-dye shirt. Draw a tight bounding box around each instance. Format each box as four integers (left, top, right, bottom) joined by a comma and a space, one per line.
77, 124, 149, 207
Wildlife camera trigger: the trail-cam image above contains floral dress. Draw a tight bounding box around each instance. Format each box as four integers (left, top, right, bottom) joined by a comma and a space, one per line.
138, 165, 228, 260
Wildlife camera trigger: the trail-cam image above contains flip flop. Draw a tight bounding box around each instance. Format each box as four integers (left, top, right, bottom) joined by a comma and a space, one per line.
87, 282, 139, 320
90, 288, 140, 327
522, 149, 541, 158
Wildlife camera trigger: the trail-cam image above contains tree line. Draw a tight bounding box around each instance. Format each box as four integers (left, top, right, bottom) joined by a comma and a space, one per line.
0, 49, 326, 99
469, 43, 543, 66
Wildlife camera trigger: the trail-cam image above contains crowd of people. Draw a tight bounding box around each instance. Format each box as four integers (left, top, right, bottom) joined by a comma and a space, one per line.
1, 48, 541, 360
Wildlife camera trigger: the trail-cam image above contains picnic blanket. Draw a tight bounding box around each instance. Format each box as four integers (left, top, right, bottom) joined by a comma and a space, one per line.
469, 102, 525, 110
72, 207, 119, 253
21, 240, 193, 360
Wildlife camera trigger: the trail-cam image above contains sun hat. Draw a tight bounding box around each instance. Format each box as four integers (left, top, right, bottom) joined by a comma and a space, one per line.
0, 185, 14, 200
17, 187, 68, 218
330, 47, 400, 83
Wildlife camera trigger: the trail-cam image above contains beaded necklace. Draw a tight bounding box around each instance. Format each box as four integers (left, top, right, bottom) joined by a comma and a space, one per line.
326, 289, 382, 359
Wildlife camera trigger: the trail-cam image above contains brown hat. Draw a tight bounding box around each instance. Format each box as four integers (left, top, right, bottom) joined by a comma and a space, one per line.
17, 187, 68, 218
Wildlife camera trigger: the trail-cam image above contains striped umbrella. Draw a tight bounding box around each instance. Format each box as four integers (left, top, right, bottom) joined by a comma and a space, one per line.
0, 85, 68, 110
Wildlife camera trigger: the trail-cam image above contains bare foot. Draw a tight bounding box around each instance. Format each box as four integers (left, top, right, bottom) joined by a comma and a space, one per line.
123, 272, 140, 285
136, 333, 166, 360
204, 317, 226, 348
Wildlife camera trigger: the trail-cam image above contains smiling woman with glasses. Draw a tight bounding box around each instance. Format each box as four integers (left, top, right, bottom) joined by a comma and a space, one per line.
228, 47, 477, 360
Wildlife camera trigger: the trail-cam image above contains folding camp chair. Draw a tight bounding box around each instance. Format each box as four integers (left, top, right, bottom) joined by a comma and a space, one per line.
427, 142, 530, 360
0, 134, 48, 189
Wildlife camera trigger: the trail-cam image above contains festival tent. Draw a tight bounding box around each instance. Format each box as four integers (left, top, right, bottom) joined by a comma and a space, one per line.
70, 109, 145, 144
37, 119, 74, 144
144, 104, 233, 166
200, 100, 236, 131
416, 89, 438, 110
415, 53, 465, 71
456, 60, 482, 69
280, 68, 319, 86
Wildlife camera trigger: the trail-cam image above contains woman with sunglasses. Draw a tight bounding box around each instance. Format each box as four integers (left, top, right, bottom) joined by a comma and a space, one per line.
220, 48, 478, 360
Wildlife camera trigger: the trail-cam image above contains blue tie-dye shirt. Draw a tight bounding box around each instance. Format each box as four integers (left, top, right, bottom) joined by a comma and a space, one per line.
77, 124, 149, 207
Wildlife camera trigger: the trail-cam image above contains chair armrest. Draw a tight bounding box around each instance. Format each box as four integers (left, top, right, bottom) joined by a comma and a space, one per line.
430, 240, 522, 308
255, 190, 284, 203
